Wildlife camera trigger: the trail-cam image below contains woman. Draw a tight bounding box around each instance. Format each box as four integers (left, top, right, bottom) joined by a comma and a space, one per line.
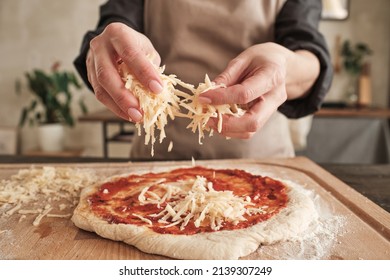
74, 0, 333, 160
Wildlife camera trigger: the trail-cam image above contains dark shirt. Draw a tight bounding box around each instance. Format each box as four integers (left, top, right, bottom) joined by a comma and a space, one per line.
74, 0, 333, 119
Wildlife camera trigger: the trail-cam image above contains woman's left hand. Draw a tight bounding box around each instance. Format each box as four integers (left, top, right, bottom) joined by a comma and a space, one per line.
199, 42, 319, 139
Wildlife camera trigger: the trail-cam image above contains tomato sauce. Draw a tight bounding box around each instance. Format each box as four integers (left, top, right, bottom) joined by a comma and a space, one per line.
88, 166, 288, 235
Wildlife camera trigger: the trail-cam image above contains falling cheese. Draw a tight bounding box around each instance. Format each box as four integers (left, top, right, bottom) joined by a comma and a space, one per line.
137, 176, 257, 231
119, 61, 246, 154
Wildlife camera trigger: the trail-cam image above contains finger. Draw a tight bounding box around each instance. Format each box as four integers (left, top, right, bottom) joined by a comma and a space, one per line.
90, 42, 143, 122
207, 85, 286, 136
207, 116, 255, 139
213, 57, 248, 86
87, 50, 133, 121
88, 59, 130, 121
201, 64, 284, 105
206, 106, 265, 135
148, 51, 162, 68
197, 58, 248, 104
199, 83, 259, 105
110, 33, 163, 94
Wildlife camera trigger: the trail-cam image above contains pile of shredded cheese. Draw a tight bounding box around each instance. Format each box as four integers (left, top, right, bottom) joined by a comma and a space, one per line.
0, 166, 98, 226
136, 176, 265, 231
119, 61, 246, 153
119, 61, 194, 156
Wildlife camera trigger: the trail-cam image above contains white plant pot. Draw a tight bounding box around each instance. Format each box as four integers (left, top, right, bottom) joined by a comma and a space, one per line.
38, 123, 65, 152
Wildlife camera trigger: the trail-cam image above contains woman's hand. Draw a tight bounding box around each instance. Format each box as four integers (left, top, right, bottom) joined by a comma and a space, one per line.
199, 42, 320, 139
86, 22, 163, 122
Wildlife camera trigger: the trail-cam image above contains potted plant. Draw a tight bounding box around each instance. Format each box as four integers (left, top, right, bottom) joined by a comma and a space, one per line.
340, 40, 372, 106
16, 62, 88, 152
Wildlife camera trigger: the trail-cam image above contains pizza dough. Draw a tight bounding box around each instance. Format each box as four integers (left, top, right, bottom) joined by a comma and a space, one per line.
71, 166, 318, 260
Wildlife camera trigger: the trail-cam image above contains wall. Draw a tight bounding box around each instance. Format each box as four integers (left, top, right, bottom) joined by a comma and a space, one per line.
0, 0, 107, 156
0, 0, 389, 157
319, 0, 390, 106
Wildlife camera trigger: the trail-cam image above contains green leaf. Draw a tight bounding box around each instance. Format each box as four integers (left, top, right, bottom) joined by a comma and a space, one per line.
79, 99, 88, 114
341, 40, 372, 75
30, 99, 37, 110
68, 73, 82, 89
19, 108, 28, 127
356, 43, 372, 55
341, 40, 351, 57
17, 63, 88, 127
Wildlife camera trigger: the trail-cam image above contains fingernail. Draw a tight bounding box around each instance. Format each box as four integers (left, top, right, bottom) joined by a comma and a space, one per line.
198, 96, 212, 104
149, 80, 163, 94
128, 108, 142, 122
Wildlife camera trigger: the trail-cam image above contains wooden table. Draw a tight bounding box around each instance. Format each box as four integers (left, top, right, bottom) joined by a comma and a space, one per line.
315, 107, 390, 118
0, 157, 389, 259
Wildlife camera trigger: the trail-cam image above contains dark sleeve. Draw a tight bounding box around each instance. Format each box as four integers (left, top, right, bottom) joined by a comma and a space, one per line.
275, 0, 333, 119
73, 0, 144, 91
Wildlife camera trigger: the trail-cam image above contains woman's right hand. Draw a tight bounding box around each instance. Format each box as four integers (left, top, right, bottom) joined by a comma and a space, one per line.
86, 22, 163, 122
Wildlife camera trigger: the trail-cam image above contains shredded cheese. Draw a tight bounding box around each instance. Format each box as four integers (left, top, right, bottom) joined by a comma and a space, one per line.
132, 213, 153, 226
119, 61, 189, 156
5, 203, 21, 216
47, 213, 72, 218
179, 74, 245, 144
33, 206, 52, 226
119, 61, 246, 155
0, 166, 99, 226
167, 141, 173, 152
18, 215, 26, 222
18, 209, 41, 215
137, 176, 258, 231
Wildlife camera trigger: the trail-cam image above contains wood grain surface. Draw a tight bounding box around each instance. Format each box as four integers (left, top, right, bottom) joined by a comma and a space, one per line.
1, 157, 389, 260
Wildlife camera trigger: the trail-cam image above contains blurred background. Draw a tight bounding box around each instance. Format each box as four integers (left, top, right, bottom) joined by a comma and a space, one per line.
0, 0, 389, 163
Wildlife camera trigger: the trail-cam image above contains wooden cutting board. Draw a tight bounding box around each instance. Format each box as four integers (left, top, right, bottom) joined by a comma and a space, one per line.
1, 157, 389, 260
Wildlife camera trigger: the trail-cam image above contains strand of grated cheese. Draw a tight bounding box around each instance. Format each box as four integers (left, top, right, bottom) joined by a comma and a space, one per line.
47, 213, 72, 218
33, 205, 52, 226
5, 203, 21, 216
0, 166, 99, 226
132, 213, 153, 226
137, 176, 257, 231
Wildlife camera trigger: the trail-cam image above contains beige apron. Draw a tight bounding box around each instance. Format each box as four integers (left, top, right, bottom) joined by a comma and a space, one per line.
131, 0, 294, 160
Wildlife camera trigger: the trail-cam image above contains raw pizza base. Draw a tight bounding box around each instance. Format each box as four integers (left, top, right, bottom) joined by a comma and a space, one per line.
71, 167, 318, 260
